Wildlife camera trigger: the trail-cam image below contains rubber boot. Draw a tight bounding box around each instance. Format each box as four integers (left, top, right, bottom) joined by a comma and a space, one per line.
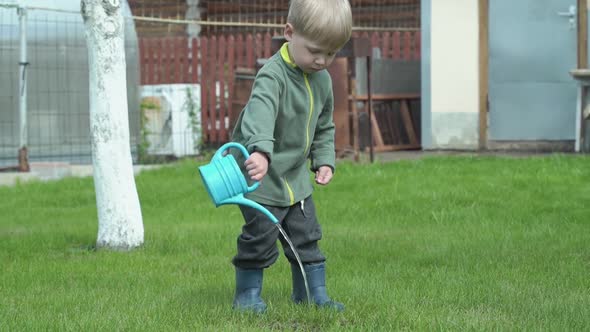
291, 262, 344, 311
232, 268, 267, 313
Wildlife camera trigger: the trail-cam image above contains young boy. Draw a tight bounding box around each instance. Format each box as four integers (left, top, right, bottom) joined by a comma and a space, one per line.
229, 0, 352, 313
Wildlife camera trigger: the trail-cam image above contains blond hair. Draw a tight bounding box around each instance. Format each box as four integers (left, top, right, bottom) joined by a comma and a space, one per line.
287, 0, 353, 51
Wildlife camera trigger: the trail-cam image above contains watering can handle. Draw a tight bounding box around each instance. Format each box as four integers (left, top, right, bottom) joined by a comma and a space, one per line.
213, 142, 260, 192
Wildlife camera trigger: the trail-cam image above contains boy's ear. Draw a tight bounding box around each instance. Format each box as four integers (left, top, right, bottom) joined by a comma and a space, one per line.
284, 23, 294, 41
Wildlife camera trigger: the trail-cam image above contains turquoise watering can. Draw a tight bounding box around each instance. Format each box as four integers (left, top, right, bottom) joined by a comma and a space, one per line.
198, 142, 279, 223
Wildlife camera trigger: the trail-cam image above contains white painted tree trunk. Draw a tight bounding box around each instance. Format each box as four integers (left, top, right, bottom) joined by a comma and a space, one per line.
81, 0, 144, 250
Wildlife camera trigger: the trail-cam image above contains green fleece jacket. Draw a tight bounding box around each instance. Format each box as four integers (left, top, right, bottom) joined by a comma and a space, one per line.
231, 43, 336, 207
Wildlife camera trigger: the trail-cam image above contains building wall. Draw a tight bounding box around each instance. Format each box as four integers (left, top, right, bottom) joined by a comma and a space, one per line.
427, 0, 480, 149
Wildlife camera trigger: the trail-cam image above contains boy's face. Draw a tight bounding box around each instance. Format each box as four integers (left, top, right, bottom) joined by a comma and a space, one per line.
284, 23, 338, 74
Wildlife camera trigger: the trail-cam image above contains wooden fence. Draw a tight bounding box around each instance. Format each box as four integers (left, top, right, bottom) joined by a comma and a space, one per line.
139, 30, 421, 146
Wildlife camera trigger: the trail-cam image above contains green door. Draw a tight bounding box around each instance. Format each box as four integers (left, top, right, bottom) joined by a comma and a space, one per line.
489, 1, 577, 141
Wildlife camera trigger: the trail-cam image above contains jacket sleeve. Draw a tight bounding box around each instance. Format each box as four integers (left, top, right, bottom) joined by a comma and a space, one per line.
238, 70, 281, 161
310, 85, 336, 172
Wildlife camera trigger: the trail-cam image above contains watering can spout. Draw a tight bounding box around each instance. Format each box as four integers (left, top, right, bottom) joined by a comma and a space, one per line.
220, 195, 279, 224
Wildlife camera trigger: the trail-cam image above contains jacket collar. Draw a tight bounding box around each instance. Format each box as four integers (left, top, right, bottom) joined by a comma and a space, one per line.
279, 42, 310, 79
280, 42, 297, 68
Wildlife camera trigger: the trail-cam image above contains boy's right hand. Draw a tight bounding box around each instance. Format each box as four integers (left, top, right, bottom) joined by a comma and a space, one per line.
244, 152, 269, 181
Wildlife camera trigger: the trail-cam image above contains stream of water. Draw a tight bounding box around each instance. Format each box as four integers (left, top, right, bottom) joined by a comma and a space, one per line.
275, 223, 311, 303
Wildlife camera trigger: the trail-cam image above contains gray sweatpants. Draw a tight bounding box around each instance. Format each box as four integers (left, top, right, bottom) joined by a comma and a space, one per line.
232, 195, 326, 269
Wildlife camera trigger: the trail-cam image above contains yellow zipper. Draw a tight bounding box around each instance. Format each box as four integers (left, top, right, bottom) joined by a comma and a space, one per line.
283, 178, 295, 205
303, 73, 314, 156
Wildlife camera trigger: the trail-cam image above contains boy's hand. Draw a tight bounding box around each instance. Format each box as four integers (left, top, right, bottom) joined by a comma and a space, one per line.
245, 152, 269, 181
315, 166, 333, 185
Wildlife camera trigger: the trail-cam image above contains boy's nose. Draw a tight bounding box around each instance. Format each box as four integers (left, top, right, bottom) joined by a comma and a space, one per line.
315, 56, 326, 66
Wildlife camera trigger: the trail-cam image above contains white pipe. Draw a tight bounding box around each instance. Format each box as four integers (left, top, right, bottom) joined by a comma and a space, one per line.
18, 5, 28, 149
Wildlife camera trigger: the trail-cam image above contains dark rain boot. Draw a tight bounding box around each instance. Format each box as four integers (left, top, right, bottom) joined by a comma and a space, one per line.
232, 268, 267, 313
291, 262, 344, 311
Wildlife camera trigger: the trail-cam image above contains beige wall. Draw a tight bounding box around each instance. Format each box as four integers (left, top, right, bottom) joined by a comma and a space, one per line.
429, 0, 480, 149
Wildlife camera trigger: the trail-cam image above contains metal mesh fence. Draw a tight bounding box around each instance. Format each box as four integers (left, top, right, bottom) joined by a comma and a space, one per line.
0, 1, 420, 170
0, 3, 140, 169
128, 0, 420, 36
0, 6, 18, 167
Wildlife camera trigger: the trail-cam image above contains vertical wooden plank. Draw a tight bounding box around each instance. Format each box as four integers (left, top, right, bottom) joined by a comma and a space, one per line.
246, 34, 254, 69
209, 36, 218, 144
149, 38, 157, 85
146, 39, 154, 85
364, 30, 372, 56
169, 38, 176, 82
227, 35, 236, 138
392, 31, 401, 59
255, 33, 263, 62
150, 39, 157, 84
191, 37, 199, 84
157, 37, 169, 84
217, 35, 227, 143
403, 31, 412, 60
370, 31, 379, 52
400, 100, 418, 145
200, 37, 209, 143
168, 38, 175, 83
158, 38, 167, 84
386, 102, 400, 144
150, 38, 157, 84
180, 37, 188, 83
149, 38, 156, 85
186, 37, 191, 83
327, 58, 350, 152
143, 38, 150, 85
393, 104, 403, 144
177, 37, 184, 83
414, 31, 421, 60
139, 38, 146, 84
381, 32, 390, 58
236, 34, 244, 68
173, 37, 181, 83
370, 108, 385, 147
374, 106, 384, 144
144, 38, 151, 85
153, 38, 161, 84
379, 107, 391, 145
263, 31, 272, 58
186, 38, 191, 83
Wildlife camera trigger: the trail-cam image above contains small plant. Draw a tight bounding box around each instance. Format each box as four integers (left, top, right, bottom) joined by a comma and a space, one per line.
138, 98, 159, 164
183, 86, 202, 154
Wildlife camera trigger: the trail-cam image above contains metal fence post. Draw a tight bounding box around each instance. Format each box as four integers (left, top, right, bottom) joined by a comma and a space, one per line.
17, 4, 29, 171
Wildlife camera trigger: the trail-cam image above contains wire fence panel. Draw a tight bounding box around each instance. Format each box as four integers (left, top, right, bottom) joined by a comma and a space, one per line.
0, 4, 140, 169
127, 0, 420, 36
0, 1, 421, 169
0, 7, 19, 168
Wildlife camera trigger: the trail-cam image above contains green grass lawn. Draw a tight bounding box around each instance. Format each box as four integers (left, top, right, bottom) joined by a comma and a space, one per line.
1, 154, 589, 331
